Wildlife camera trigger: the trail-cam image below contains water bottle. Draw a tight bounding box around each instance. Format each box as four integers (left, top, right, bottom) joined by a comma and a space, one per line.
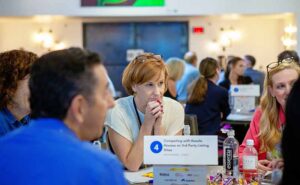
223, 130, 239, 178
242, 139, 258, 180
183, 125, 191, 135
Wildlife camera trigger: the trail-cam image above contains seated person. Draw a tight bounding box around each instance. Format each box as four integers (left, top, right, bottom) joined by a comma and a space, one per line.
185, 57, 230, 135
277, 50, 299, 64
238, 59, 300, 172
280, 78, 300, 185
244, 55, 265, 95
219, 56, 252, 90
0, 48, 126, 185
176, 51, 199, 103
165, 57, 185, 100
105, 53, 184, 171
0, 50, 37, 136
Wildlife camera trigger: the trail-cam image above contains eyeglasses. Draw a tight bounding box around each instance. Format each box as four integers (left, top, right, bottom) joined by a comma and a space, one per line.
266, 57, 295, 79
133, 53, 162, 63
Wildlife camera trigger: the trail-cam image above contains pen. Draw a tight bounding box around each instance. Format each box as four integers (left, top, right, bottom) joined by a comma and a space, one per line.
142, 172, 154, 178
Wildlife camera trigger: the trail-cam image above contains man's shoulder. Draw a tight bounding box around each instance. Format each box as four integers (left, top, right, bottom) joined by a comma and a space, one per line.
80, 147, 126, 184
245, 68, 264, 75
73, 142, 123, 169
80, 142, 116, 160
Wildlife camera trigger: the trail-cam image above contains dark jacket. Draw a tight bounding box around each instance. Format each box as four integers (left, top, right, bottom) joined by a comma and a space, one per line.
219, 76, 253, 90
185, 80, 230, 135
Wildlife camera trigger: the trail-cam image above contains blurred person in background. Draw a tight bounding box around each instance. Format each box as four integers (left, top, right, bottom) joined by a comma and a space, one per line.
244, 55, 265, 94
277, 50, 299, 64
186, 57, 230, 135
219, 56, 252, 90
176, 51, 199, 103
165, 57, 185, 100
280, 78, 300, 185
0, 50, 37, 136
216, 55, 226, 85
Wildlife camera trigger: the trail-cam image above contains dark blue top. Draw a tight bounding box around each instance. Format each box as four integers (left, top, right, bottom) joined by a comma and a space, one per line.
185, 80, 230, 135
0, 118, 127, 185
0, 108, 30, 137
219, 76, 253, 90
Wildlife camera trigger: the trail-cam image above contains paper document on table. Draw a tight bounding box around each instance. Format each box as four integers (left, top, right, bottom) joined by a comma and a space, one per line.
227, 113, 253, 121
124, 167, 153, 184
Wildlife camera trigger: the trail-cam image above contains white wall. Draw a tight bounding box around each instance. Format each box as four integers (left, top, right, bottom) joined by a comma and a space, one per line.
0, 18, 83, 55
0, 0, 299, 53
189, 16, 285, 71
0, 15, 289, 72
0, 0, 299, 16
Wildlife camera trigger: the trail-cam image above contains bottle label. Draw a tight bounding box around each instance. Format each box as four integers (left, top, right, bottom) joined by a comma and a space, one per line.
243, 156, 257, 170
233, 156, 239, 177
225, 147, 233, 170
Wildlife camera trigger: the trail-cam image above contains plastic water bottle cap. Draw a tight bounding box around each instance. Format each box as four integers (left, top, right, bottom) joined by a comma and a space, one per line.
246, 139, 254, 146
227, 130, 235, 136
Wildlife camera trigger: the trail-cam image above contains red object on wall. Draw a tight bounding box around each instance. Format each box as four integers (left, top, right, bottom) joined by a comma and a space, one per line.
193, 27, 204, 34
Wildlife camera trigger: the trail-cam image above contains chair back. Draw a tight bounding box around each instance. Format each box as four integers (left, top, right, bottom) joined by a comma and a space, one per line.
184, 114, 199, 135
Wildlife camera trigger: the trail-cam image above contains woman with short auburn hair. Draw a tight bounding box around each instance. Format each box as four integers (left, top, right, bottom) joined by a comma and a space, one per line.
105, 53, 184, 171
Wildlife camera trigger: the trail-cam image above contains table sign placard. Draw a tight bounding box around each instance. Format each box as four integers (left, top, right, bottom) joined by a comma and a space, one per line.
153, 165, 207, 185
230, 85, 260, 96
144, 136, 218, 165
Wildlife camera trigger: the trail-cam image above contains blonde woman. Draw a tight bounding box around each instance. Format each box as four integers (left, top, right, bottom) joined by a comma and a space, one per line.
165, 57, 185, 100
238, 59, 300, 172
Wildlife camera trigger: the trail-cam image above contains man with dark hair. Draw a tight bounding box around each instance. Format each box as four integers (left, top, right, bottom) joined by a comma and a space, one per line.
244, 54, 265, 94
0, 48, 126, 185
277, 50, 300, 64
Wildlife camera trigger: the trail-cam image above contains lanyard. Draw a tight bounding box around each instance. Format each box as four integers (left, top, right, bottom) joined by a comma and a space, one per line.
132, 97, 155, 169
133, 97, 155, 135
133, 97, 142, 128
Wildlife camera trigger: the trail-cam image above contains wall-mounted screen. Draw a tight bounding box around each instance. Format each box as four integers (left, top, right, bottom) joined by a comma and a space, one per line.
81, 0, 165, 6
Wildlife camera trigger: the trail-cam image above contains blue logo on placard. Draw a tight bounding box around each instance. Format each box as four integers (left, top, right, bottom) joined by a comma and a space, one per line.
233, 87, 239, 92
150, 141, 163, 153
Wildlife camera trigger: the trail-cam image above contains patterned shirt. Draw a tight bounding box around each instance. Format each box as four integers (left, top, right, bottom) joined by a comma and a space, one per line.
0, 108, 30, 137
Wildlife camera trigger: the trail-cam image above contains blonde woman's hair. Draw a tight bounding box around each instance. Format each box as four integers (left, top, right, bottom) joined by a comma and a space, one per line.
259, 62, 300, 152
187, 57, 218, 104
122, 53, 168, 95
166, 58, 185, 81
